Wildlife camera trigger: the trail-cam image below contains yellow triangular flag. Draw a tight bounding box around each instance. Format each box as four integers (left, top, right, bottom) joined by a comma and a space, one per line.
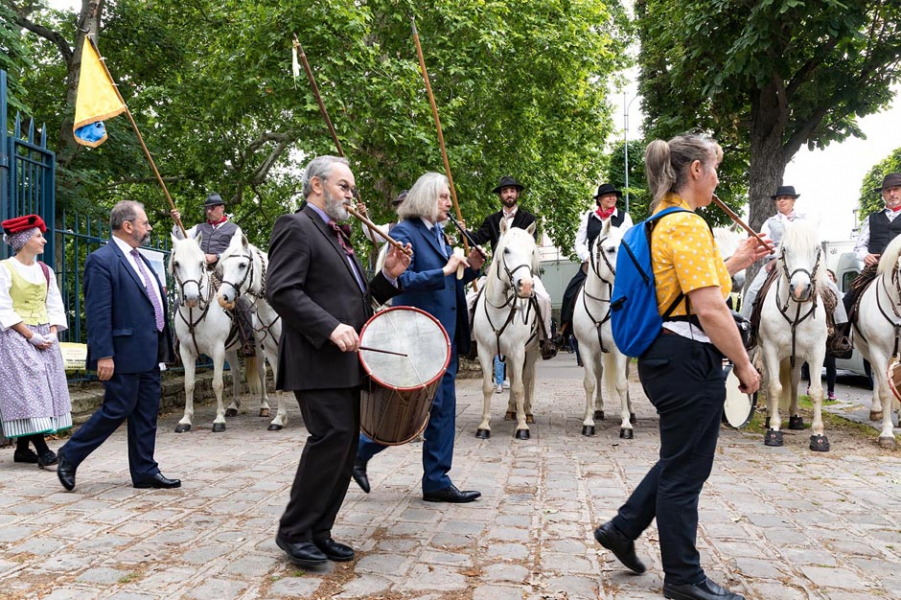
73, 37, 126, 148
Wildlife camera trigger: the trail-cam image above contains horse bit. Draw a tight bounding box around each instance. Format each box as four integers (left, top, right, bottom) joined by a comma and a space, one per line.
775, 246, 821, 367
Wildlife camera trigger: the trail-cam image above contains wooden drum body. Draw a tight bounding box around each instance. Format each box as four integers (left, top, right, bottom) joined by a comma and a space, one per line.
359, 306, 451, 445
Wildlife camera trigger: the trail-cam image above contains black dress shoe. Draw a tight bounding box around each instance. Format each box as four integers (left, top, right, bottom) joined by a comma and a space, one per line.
133, 472, 181, 489
352, 458, 370, 494
13, 448, 39, 464
276, 534, 327, 567
593, 521, 646, 574
664, 578, 746, 600
57, 454, 77, 491
313, 537, 355, 562
423, 484, 481, 503
37, 449, 58, 469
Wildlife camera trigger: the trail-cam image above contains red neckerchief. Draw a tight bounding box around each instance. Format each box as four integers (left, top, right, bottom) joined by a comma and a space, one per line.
596, 206, 615, 220
890, 205, 901, 213
207, 215, 228, 226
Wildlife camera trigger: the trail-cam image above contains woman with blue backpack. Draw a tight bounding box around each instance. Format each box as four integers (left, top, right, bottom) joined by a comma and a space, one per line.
594, 134, 767, 600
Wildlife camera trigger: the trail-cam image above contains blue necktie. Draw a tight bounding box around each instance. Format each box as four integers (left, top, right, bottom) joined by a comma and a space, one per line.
434, 226, 447, 257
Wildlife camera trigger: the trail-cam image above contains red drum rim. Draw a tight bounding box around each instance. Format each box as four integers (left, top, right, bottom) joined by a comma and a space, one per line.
358, 305, 451, 392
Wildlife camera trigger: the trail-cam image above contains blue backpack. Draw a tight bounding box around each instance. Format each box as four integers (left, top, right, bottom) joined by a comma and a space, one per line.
610, 207, 691, 357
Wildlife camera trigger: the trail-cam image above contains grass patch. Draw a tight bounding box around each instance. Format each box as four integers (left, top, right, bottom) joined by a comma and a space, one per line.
797, 395, 839, 409
118, 573, 140, 584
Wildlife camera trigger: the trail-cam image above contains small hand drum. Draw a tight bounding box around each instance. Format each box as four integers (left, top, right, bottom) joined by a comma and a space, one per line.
722, 361, 757, 429
887, 360, 901, 404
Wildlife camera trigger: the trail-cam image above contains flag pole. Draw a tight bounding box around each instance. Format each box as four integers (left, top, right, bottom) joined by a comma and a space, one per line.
87, 38, 186, 237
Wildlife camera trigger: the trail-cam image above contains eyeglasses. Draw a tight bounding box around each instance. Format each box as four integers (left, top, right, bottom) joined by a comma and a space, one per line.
333, 181, 359, 197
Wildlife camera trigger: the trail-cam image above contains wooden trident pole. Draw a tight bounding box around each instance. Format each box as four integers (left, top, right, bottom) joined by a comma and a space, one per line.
410, 18, 472, 257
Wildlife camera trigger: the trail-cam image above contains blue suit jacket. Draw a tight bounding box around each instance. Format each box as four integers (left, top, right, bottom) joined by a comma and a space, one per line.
83, 239, 173, 373
390, 219, 479, 351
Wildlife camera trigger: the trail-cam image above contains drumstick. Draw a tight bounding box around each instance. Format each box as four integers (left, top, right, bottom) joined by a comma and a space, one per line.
359, 346, 409, 357
711, 194, 775, 254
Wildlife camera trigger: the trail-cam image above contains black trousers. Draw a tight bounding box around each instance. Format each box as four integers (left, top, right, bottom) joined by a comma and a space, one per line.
279, 387, 360, 542
611, 334, 725, 586
560, 268, 587, 327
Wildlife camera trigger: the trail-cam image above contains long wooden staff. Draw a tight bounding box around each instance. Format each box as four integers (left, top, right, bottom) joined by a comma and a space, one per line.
91, 38, 186, 237
292, 35, 410, 253
712, 194, 774, 254
410, 18, 471, 258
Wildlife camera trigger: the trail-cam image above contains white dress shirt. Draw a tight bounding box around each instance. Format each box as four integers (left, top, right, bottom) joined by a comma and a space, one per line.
111, 235, 165, 310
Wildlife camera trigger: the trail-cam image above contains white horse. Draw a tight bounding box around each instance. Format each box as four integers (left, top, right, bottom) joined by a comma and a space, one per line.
169, 235, 259, 433
472, 220, 541, 439
756, 221, 829, 451
216, 232, 287, 431
851, 234, 901, 449
572, 221, 633, 438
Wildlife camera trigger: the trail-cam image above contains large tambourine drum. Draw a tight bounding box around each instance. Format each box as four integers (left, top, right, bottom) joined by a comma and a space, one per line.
887, 360, 901, 404
722, 361, 757, 429
359, 306, 451, 446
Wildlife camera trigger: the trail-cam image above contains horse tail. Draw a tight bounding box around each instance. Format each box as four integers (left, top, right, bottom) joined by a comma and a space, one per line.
778, 357, 792, 412
245, 355, 262, 394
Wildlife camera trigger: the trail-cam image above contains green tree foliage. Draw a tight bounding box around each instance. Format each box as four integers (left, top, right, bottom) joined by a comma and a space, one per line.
6, 0, 630, 256
0, 2, 32, 114
636, 0, 901, 236
860, 148, 901, 219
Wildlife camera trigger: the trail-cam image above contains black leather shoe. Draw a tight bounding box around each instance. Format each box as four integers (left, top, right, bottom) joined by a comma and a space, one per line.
313, 537, 355, 562
57, 454, 77, 491
133, 473, 181, 489
37, 449, 58, 469
13, 448, 39, 464
664, 578, 745, 600
352, 458, 370, 494
423, 484, 481, 503
276, 534, 327, 567
593, 521, 646, 574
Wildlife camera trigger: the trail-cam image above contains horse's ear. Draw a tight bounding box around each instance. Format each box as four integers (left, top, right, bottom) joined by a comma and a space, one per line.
499, 217, 509, 235
241, 233, 249, 249
170, 233, 179, 245
526, 221, 536, 236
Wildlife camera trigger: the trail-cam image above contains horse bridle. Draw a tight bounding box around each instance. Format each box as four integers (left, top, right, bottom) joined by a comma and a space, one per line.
482, 245, 541, 359
218, 251, 255, 302
173, 259, 217, 357
218, 248, 280, 342
866, 262, 901, 359
774, 245, 822, 367
582, 234, 616, 353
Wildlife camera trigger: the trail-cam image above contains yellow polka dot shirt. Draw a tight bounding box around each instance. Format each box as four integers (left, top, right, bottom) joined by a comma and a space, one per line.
650, 194, 731, 317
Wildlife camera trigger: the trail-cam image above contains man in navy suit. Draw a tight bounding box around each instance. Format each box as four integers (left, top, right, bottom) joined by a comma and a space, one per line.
57, 201, 178, 491
353, 172, 486, 503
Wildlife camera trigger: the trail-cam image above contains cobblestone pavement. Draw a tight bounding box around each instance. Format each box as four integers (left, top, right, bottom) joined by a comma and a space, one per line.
2, 353, 901, 600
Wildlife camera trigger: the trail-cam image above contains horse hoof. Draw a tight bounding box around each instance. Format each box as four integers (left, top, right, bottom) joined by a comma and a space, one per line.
504, 411, 515, 421
593, 410, 604, 421
212, 423, 226, 433
225, 408, 238, 417
878, 436, 897, 449
630, 412, 637, 424
809, 434, 830, 452
259, 408, 271, 418
514, 429, 530, 440
764, 429, 783, 447
174, 423, 191, 433
870, 411, 884, 421
526, 414, 535, 424
581, 425, 595, 437
620, 428, 634, 440
788, 415, 805, 430
475, 429, 491, 439
267, 423, 283, 431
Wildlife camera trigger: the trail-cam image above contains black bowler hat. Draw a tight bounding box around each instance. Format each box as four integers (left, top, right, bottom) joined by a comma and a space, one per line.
204, 193, 225, 207
874, 173, 901, 193
392, 190, 408, 206
771, 185, 800, 199
594, 183, 623, 199
492, 175, 524, 194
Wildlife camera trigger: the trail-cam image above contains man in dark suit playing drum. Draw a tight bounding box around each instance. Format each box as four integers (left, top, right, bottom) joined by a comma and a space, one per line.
266, 155, 411, 567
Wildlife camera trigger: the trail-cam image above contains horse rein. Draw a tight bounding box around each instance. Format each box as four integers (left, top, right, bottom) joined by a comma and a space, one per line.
582, 234, 616, 353
866, 264, 901, 359
483, 245, 540, 359
219, 248, 281, 344
775, 246, 822, 367
173, 260, 217, 357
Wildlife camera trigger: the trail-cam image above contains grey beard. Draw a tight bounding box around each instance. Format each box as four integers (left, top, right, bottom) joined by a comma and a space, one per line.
323, 189, 349, 221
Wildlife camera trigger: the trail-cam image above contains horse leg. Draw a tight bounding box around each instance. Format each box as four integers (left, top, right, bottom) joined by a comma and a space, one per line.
523, 348, 537, 424
611, 353, 632, 439
255, 347, 271, 418
763, 350, 784, 447
476, 348, 496, 439
211, 348, 227, 432
175, 344, 195, 433
224, 349, 243, 417
509, 351, 529, 439
871, 355, 898, 449
581, 345, 599, 436
625, 361, 635, 424
806, 348, 829, 452
788, 360, 805, 430
268, 347, 288, 431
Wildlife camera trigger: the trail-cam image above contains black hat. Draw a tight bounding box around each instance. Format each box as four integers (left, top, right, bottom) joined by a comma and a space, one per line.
874, 173, 901, 193
492, 176, 524, 194
594, 183, 623, 199
204, 193, 225, 207
392, 190, 409, 206
771, 185, 800, 199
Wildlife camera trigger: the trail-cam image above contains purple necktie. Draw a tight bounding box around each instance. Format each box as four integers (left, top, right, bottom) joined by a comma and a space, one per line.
131, 249, 165, 332
328, 220, 355, 256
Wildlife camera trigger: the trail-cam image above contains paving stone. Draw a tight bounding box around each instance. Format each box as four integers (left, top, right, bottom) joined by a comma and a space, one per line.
179, 543, 232, 564
332, 574, 393, 598
473, 584, 526, 600
223, 553, 278, 577
0, 525, 36, 543
399, 563, 468, 592
486, 543, 530, 561
187, 577, 248, 600
801, 566, 867, 590
483, 563, 530, 584
76, 566, 129, 584
355, 552, 411, 575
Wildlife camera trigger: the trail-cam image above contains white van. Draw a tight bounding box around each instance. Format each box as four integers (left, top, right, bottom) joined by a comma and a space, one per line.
821, 241, 868, 377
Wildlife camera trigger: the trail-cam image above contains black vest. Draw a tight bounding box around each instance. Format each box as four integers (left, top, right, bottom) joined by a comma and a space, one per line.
867, 212, 901, 255
586, 211, 626, 248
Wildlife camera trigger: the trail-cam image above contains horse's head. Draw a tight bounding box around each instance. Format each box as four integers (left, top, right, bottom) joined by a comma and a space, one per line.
217, 231, 253, 310
496, 219, 539, 299
777, 222, 821, 302
169, 233, 206, 308
589, 219, 624, 283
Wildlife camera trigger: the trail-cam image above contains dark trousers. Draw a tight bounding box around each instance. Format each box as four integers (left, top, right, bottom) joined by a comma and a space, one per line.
611, 334, 725, 586
560, 269, 587, 328
279, 387, 360, 542
358, 349, 459, 494
61, 368, 161, 483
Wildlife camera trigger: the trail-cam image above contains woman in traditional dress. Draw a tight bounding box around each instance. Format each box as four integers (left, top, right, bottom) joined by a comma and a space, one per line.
0, 215, 72, 468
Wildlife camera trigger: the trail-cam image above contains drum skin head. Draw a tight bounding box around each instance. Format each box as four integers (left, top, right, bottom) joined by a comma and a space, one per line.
723, 362, 757, 429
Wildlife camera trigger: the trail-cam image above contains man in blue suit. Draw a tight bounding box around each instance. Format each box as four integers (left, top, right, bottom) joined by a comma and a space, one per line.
353, 172, 486, 502
57, 201, 178, 491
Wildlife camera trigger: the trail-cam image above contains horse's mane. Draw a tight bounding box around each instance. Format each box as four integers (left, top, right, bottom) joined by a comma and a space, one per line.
878, 234, 901, 275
